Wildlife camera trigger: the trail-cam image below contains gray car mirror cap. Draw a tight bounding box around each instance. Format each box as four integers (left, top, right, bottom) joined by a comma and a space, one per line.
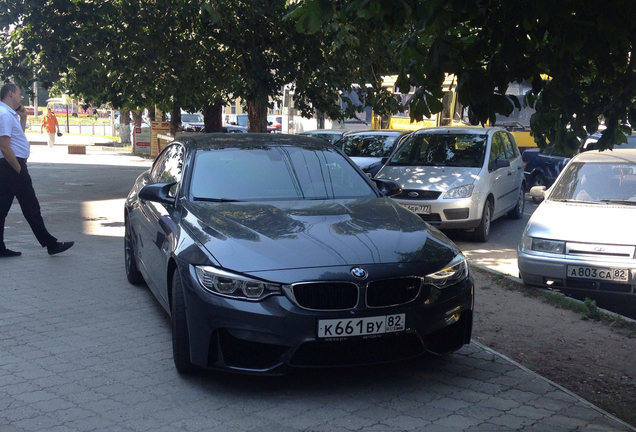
529, 185, 547, 199
139, 182, 177, 205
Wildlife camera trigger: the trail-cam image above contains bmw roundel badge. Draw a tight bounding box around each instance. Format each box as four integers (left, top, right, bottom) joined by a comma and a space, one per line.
351, 267, 368, 279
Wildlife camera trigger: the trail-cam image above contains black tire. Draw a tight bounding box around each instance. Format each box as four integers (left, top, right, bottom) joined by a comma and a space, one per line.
530, 174, 546, 203
507, 185, 525, 219
473, 200, 492, 242
172, 269, 195, 373
124, 218, 144, 284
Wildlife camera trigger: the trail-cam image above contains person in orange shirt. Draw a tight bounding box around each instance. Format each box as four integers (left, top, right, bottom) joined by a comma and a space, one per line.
40, 107, 60, 148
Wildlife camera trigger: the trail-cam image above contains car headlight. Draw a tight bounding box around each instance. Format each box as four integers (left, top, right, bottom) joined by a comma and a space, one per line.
425, 254, 469, 288
444, 184, 474, 199
195, 266, 282, 301
520, 235, 565, 254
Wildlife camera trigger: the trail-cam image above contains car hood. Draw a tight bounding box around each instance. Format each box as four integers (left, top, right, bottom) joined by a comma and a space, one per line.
182, 198, 458, 272
525, 200, 636, 244
376, 166, 481, 191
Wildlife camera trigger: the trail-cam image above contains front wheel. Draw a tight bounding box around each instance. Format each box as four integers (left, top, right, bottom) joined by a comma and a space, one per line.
507, 186, 525, 219
172, 269, 195, 373
473, 200, 492, 242
124, 218, 144, 284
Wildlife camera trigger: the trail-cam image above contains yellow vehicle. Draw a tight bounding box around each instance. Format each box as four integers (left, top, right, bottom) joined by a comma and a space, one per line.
377, 75, 538, 151
46, 97, 91, 117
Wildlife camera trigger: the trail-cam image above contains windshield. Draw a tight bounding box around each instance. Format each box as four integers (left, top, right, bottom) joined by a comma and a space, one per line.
338, 134, 399, 158
550, 161, 636, 202
387, 133, 487, 168
190, 146, 377, 201
182, 114, 202, 122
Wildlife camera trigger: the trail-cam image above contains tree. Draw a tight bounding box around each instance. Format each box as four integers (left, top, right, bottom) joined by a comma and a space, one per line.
290, 0, 636, 151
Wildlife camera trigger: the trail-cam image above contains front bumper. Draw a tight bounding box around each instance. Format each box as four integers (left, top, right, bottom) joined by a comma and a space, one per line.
518, 248, 636, 295
392, 196, 482, 229
180, 264, 474, 374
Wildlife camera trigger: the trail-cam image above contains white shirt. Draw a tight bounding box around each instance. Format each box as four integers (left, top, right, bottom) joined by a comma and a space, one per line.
0, 101, 30, 159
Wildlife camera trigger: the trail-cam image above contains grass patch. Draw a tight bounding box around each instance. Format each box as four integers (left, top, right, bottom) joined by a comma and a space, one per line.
472, 265, 636, 336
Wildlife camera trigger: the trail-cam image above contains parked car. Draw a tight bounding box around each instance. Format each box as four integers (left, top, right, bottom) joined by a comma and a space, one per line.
335, 130, 411, 177
124, 134, 474, 374
268, 115, 282, 132
181, 113, 205, 132
221, 125, 247, 133
579, 132, 636, 152
226, 113, 248, 127
297, 129, 348, 145
519, 148, 636, 296
523, 147, 573, 202
375, 127, 526, 242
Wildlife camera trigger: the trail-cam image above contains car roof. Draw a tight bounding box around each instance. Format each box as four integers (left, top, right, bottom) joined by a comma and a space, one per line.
342, 129, 409, 136
299, 130, 345, 135
571, 148, 636, 163
176, 133, 331, 150
412, 126, 502, 135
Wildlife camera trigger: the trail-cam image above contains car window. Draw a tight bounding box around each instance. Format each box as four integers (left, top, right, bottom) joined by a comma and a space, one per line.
550, 161, 636, 202
181, 114, 202, 122
338, 135, 398, 157
387, 133, 486, 168
190, 145, 376, 201
501, 132, 519, 160
489, 133, 507, 170
150, 144, 185, 196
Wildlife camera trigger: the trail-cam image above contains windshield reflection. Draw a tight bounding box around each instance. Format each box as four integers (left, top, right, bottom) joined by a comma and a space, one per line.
551, 161, 636, 202
388, 133, 486, 168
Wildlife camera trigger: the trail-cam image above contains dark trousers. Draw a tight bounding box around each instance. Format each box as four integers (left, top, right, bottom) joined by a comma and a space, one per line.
0, 158, 57, 250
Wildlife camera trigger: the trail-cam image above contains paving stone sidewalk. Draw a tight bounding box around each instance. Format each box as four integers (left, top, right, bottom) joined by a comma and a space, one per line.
0, 144, 634, 432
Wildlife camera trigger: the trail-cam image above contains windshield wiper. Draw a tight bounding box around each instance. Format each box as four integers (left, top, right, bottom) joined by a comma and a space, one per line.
552, 199, 603, 204
193, 197, 241, 202
599, 199, 636, 206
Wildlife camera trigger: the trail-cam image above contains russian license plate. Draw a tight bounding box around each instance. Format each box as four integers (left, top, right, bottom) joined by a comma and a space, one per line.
567, 266, 630, 282
318, 314, 406, 338
402, 204, 431, 214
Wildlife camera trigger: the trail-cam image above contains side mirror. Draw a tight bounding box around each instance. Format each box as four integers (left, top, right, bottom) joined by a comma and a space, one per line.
372, 178, 402, 197
495, 159, 511, 168
139, 182, 177, 205
529, 185, 547, 200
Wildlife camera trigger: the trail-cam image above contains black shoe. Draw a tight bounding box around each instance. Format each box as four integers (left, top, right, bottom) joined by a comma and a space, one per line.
0, 248, 21, 257
47, 241, 74, 256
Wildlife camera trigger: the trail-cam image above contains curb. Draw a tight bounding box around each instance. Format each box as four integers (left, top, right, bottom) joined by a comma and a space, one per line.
474, 340, 636, 431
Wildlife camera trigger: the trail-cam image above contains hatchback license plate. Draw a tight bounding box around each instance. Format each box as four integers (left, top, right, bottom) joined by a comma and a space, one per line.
403, 204, 431, 214
567, 266, 629, 282
318, 314, 405, 338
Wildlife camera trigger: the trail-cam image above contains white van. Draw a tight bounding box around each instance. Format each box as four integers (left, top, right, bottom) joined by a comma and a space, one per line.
375, 126, 526, 241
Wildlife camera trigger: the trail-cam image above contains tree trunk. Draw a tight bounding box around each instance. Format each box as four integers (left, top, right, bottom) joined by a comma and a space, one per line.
148, 106, 156, 121
247, 99, 268, 133
204, 99, 223, 132
170, 106, 181, 136
131, 109, 142, 126
119, 109, 131, 144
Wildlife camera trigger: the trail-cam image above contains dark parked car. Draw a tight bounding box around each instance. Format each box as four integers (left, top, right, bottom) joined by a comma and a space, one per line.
124, 134, 474, 374
522, 147, 573, 201
335, 129, 410, 177
297, 129, 349, 145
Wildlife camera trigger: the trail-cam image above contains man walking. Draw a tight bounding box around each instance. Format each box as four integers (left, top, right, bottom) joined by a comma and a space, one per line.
0, 83, 74, 257
40, 106, 61, 147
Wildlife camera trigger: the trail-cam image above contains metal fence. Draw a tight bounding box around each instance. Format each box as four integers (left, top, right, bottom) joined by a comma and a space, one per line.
27, 122, 115, 136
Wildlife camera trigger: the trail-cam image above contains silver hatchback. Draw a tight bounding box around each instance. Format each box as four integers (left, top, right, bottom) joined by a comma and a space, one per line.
376, 127, 525, 241
518, 149, 636, 296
